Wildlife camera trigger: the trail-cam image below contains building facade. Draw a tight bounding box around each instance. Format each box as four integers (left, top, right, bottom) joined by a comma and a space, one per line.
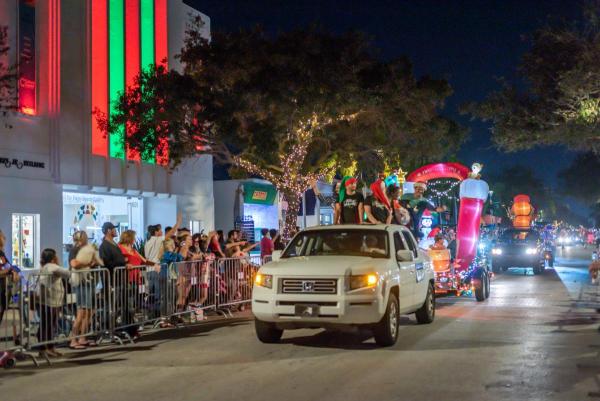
0, 0, 213, 268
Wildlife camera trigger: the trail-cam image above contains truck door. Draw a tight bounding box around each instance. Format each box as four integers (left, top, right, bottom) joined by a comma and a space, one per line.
394, 231, 416, 312
402, 230, 428, 306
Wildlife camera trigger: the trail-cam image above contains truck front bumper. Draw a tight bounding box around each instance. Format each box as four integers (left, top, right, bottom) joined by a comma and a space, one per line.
252, 286, 384, 328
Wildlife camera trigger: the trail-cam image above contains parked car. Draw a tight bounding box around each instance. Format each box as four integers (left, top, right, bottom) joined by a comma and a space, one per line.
252, 224, 436, 347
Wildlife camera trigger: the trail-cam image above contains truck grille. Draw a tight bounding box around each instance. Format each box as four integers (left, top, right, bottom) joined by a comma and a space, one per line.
280, 278, 337, 294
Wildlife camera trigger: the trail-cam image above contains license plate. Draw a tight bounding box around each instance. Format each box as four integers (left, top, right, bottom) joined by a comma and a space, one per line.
295, 304, 319, 317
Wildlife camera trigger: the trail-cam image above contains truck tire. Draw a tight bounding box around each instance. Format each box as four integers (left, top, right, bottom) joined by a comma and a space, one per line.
415, 283, 435, 324
492, 263, 502, 274
373, 292, 399, 346
533, 265, 542, 275
475, 273, 487, 302
255, 319, 283, 343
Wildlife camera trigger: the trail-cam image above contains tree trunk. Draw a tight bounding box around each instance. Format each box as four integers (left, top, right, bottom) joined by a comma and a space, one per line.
282, 190, 301, 241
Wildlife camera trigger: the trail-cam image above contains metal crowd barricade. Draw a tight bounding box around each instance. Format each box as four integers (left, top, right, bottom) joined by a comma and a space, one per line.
156, 259, 218, 324
0, 272, 28, 368
24, 268, 112, 358
5, 254, 270, 368
215, 257, 259, 312
113, 265, 162, 338
180, 258, 218, 321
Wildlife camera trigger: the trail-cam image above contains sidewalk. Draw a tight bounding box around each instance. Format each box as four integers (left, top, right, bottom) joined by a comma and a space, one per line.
3, 309, 255, 370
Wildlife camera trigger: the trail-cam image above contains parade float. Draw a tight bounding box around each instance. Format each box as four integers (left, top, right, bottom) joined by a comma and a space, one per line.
405, 162, 491, 301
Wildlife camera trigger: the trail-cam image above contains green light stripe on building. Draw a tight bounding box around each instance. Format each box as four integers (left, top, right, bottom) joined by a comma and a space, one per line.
140, 0, 155, 163
140, 0, 154, 70
109, 0, 125, 158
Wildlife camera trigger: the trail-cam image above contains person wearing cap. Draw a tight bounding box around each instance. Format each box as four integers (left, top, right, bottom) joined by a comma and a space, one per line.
98, 222, 138, 339
99, 222, 126, 273
335, 176, 364, 225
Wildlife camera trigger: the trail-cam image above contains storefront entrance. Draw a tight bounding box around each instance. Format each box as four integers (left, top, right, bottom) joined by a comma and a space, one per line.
11, 213, 40, 268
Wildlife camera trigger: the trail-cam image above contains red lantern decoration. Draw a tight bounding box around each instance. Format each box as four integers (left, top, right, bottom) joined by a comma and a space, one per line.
512, 202, 532, 216
514, 194, 530, 203
513, 215, 531, 229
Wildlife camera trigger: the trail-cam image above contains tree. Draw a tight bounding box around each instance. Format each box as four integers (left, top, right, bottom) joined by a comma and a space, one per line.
100, 22, 464, 238
558, 152, 600, 204
0, 25, 17, 122
467, 2, 600, 153
488, 165, 556, 220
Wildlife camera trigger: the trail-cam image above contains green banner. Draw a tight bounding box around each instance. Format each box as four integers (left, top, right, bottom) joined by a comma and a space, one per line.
243, 183, 277, 205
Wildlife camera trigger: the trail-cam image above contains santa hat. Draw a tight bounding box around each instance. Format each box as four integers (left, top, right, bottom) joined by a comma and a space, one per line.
345, 177, 357, 187
428, 227, 441, 238
370, 179, 390, 208
414, 181, 427, 190
338, 176, 353, 203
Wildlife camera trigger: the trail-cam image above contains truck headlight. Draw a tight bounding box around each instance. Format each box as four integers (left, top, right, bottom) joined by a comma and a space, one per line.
254, 273, 273, 289
349, 274, 378, 290
526, 248, 537, 255
492, 248, 502, 255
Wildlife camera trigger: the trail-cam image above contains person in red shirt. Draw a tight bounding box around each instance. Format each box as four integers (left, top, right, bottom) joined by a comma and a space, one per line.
118, 230, 149, 285
260, 228, 274, 261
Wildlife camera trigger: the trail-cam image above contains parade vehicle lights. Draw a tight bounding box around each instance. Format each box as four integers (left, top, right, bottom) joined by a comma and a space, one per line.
255, 274, 273, 289
526, 247, 537, 255
491, 248, 502, 255
349, 274, 378, 290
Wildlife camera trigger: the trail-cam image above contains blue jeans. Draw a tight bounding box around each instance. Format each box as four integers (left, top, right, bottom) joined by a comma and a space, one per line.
147, 270, 164, 318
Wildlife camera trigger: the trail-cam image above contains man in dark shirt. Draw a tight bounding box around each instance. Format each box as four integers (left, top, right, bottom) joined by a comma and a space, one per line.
98, 222, 137, 338
99, 222, 126, 272
336, 177, 364, 224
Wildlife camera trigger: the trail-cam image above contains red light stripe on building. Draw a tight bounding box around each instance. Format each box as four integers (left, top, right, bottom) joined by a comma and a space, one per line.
91, 0, 109, 157
154, 0, 169, 165
125, 0, 140, 161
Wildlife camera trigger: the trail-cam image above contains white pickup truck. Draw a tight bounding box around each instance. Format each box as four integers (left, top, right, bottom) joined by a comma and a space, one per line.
252, 225, 435, 346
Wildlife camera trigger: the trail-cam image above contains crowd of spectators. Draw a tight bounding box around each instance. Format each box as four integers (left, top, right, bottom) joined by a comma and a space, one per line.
0, 215, 285, 357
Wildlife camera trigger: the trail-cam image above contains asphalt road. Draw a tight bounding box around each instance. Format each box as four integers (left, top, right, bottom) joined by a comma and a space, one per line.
2, 246, 600, 401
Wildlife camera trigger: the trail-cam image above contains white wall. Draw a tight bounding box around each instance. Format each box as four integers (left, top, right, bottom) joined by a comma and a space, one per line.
144, 196, 177, 233
213, 180, 243, 234
0, 176, 62, 266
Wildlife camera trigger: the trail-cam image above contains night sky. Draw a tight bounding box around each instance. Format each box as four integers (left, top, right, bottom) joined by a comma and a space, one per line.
188, 0, 582, 186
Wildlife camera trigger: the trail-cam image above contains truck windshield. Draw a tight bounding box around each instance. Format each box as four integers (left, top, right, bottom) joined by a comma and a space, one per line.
500, 230, 539, 244
282, 229, 389, 259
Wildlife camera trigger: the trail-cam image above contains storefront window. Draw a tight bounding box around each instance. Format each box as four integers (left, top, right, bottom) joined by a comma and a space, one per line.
12, 213, 40, 268
62, 192, 144, 248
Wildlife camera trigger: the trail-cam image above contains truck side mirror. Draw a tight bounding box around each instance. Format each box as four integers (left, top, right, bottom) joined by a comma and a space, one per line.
271, 250, 282, 262
396, 250, 414, 262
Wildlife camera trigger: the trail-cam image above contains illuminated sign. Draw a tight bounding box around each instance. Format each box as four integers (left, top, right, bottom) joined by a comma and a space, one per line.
252, 191, 268, 201
18, 0, 36, 116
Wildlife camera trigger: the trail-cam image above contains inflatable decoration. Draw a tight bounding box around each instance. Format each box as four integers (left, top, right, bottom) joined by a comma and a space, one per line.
406, 162, 471, 183
511, 194, 533, 229
456, 178, 489, 270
